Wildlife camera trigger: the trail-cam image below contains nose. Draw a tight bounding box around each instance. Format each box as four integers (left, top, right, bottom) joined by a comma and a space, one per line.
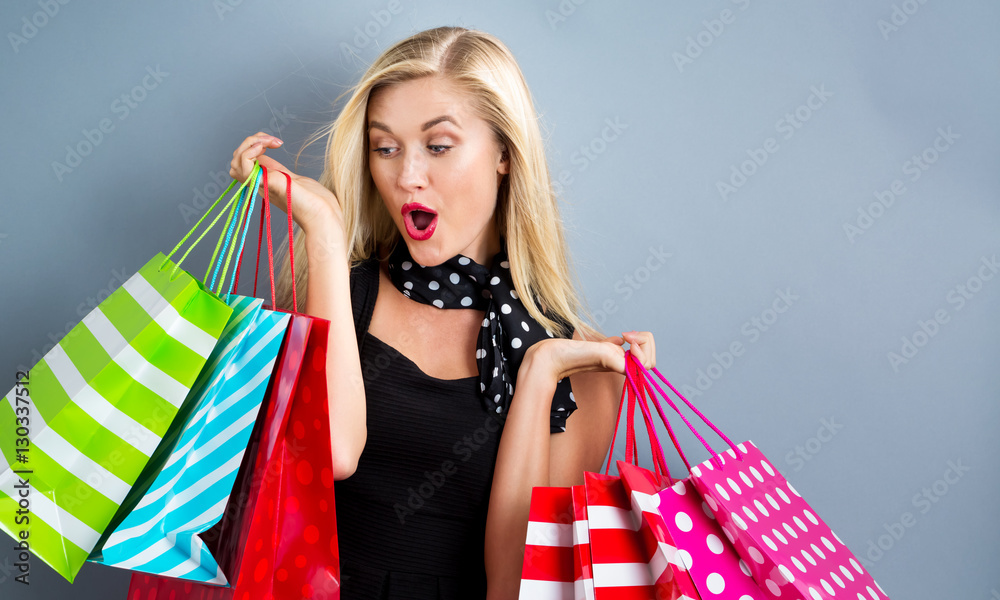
398, 148, 428, 191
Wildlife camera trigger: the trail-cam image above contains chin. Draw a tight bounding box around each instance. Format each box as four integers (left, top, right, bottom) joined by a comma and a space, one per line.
397, 237, 449, 268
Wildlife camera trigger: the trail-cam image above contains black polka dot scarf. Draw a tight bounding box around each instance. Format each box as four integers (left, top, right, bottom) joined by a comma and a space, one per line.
386, 238, 577, 432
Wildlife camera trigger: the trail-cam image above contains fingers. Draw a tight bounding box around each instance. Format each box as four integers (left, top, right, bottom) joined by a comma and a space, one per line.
621, 330, 656, 369
229, 132, 284, 184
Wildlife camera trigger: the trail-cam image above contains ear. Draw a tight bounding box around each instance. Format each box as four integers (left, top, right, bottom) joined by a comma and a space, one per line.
497, 146, 510, 175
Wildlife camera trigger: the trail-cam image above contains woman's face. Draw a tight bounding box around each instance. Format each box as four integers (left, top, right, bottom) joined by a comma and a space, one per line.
367, 75, 509, 268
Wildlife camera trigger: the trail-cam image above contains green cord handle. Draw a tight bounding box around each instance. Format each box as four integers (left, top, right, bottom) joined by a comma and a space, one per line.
160, 162, 262, 280
207, 164, 262, 294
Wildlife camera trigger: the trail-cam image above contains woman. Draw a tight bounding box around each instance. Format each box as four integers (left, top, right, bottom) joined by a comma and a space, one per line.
229, 26, 656, 599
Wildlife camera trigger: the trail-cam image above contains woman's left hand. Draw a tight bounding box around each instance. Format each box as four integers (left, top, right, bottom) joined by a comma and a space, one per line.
524, 329, 656, 383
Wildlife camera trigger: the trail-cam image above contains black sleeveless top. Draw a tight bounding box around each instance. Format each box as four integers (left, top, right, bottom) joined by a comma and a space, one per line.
335, 257, 504, 599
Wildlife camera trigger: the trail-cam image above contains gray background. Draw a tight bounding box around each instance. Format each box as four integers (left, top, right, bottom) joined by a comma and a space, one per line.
1, 0, 998, 598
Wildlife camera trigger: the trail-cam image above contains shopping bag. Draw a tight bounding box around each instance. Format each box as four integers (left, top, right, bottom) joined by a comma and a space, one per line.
90, 294, 289, 581
0, 166, 269, 581
588, 469, 679, 600
88, 155, 290, 584
519, 487, 576, 599
615, 357, 763, 600
127, 166, 340, 598
570, 485, 595, 600
619, 458, 766, 600
631, 357, 892, 600
583, 358, 679, 600
519, 349, 680, 600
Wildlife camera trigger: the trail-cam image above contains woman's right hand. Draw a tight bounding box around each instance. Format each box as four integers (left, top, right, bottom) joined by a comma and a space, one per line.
229, 132, 344, 238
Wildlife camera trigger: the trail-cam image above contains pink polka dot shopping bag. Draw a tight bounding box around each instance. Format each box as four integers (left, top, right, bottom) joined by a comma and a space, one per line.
626, 352, 892, 600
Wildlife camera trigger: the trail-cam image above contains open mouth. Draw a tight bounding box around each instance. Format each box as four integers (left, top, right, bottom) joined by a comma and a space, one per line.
402, 203, 439, 240
410, 210, 435, 230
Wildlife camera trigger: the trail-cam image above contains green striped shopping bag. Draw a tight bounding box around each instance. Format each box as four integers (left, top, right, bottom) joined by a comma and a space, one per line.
0, 164, 265, 582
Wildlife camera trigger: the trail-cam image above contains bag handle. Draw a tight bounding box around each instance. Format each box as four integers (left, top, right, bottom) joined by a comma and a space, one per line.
627, 353, 744, 470
604, 349, 673, 483
626, 356, 669, 479
160, 162, 262, 279
246, 166, 298, 312
207, 165, 263, 295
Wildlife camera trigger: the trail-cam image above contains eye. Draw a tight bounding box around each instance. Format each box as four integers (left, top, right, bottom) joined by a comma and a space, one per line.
428, 144, 452, 155
371, 146, 396, 158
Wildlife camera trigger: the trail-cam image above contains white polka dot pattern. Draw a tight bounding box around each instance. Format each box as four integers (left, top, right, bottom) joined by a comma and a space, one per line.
385, 241, 577, 431
653, 475, 769, 599
616, 462, 702, 598
689, 441, 891, 600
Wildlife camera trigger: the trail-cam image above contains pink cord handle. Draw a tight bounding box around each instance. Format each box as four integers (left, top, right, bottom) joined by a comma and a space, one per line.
604, 353, 671, 483
623, 357, 670, 480
625, 352, 744, 470
624, 351, 690, 477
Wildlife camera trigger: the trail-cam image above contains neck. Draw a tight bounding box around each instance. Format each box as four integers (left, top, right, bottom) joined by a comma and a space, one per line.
466, 224, 503, 268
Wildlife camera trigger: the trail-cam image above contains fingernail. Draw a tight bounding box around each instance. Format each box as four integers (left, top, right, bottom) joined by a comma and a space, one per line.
272, 137, 283, 146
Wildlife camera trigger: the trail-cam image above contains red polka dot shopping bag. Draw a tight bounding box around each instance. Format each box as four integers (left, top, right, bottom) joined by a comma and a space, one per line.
126, 168, 341, 599
627, 352, 892, 600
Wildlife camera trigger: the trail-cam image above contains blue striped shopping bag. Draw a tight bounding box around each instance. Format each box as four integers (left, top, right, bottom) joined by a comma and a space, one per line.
89, 162, 291, 584
89, 294, 289, 583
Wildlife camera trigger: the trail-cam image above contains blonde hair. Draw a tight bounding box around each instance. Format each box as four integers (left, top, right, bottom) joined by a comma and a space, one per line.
276, 26, 600, 340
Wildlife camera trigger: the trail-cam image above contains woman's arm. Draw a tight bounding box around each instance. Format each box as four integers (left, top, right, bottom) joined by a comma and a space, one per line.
483, 354, 557, 600
303, 226, 368, 479
231, 133, 368, 479
483, 331, 655, 599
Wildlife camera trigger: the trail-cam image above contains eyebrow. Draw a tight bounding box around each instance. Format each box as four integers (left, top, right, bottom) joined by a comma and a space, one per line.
367, 115, 461, 134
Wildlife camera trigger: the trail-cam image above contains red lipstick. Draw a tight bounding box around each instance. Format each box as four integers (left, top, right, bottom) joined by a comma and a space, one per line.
402, 202, 438, 241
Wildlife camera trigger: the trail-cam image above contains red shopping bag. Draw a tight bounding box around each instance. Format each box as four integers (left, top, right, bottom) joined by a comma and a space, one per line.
581, 357, 678, 600
519, 352, 678, 600
630, 356, 892, 600
570, 485, 595, 600
519, 487, 576, 599
127, 167, 340, 599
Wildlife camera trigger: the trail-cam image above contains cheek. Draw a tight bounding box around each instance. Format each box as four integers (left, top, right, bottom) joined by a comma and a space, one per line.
439, 155, 499, 214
